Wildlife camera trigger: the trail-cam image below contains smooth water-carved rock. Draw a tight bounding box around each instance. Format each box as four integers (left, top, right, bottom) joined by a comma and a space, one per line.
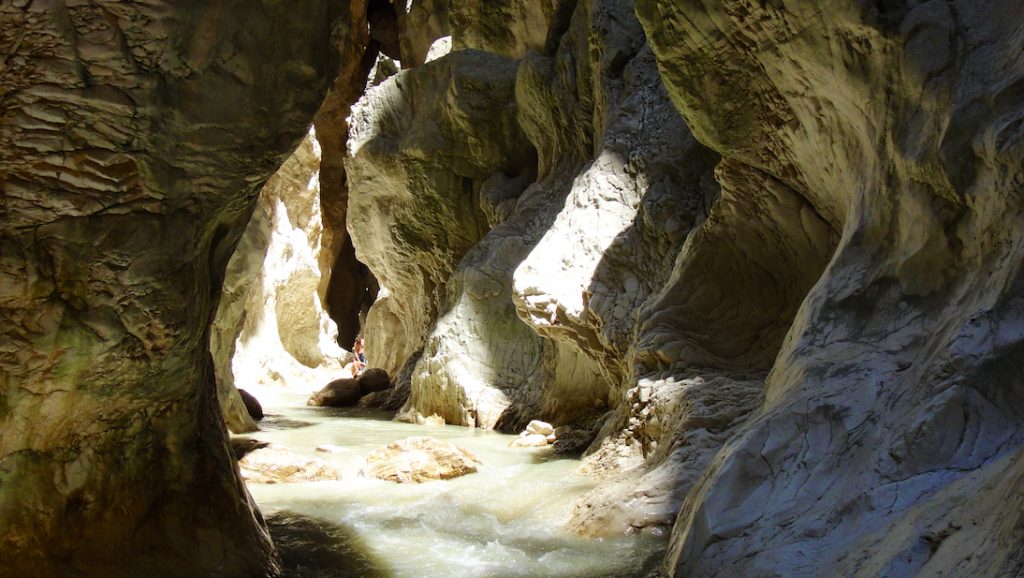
448, 0, 559, 59
0, 2, 341, 576
636, 0, 1024, 575
363, 436, 481, 483
308, 378, 363, 407
211, 131, 350, 417
239, 446, 342, 484
238, 389, 265, 421
358, 367, 392, 394
347, 48, 535, 389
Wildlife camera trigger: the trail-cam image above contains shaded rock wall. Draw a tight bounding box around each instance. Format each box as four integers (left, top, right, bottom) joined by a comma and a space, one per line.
211, 130, 348, 424
0, 2, 341, 576
315, 0, 374, 351
636, 0, 1024, 575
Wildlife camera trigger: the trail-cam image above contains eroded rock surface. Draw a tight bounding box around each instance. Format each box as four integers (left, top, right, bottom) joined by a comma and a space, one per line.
636, 0, 1024, 575
239, 446, 342, 484
0, 2, 341, 576
362, 436, 481, 483
342, 1, 1024, 575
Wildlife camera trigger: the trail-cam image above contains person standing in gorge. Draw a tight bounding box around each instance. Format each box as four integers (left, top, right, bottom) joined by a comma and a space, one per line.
351, 336, 367, 376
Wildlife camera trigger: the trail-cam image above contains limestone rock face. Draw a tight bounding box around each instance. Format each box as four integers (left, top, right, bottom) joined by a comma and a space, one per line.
448, 0, 559, 59
635, 0, 1024, 575
0, 2, 341, 576
210, 130, 349, 417
346, 0, 721, 435
363, 436, 481, 483
343, 2, 1024, 576
347, 49, 535, 389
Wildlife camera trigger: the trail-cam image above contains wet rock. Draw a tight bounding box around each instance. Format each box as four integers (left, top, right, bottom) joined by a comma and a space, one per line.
238, 389, 264, 421
231, 438, 271, 461
358, 368, 392, 395
525, 420, 554, 436
308, 378, 363, 407
509, 434, 550, 449
363, 436, 481, 483
552, 427, 595, 456
422, 414, 446, 427
239, 446, 342, 484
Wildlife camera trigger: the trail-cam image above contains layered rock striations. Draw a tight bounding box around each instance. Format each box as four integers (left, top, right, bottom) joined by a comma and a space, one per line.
636, 0, 1024, 575
0, 2, 342, 576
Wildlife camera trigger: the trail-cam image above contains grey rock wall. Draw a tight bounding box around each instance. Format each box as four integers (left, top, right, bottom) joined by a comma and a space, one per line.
345, 0, 1024, 574
0, 2, 341, 576
637, 0, 1024, 575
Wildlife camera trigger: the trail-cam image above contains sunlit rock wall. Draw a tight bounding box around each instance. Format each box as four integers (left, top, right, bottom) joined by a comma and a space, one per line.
211, 130, 349, 423
0, 2, 341, 576
636, 0, 1024, 575
344, 2, 1024, 574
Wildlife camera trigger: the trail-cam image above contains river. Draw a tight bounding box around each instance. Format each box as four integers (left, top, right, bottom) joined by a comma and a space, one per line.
239, 393, 665, 577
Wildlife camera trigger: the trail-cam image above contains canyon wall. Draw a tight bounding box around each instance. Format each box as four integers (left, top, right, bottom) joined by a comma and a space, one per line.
637, 1, 1024, 575
344, 0, 1024, 574
3, 0, 1021, 576
0, 2, 343, 576
211, 130, 349, 430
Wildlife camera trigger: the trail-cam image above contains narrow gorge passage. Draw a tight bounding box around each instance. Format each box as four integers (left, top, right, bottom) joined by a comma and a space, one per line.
3, 1, 1023, 577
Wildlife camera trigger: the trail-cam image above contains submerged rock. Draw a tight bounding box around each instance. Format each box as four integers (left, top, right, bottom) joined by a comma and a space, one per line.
315, 444, 350, 454
421, 414, 446, 427
239, 446, 342, 484
308, 378, 362, 407
363, 437, 481, 483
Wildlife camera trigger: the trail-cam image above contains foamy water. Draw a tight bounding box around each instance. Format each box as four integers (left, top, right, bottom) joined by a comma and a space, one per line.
241, 394, 664, 577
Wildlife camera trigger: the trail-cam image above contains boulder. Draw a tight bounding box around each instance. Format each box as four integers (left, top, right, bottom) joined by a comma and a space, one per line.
525, 420, 554, 436
238, 446, 342, 484
363, 436, 481, 483
237, 389, 264, 421
509, 434, 550, 448
358, 368, 392, 395
308, 378, 362, 407
552, 426, 595, 455
422, 414, 446, 427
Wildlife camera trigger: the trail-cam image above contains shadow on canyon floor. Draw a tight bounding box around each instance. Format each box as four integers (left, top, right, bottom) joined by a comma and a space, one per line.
268, 512, 391, 578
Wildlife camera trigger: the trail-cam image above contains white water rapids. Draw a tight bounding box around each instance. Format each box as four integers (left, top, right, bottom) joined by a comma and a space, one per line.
239, 393, 664, 577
